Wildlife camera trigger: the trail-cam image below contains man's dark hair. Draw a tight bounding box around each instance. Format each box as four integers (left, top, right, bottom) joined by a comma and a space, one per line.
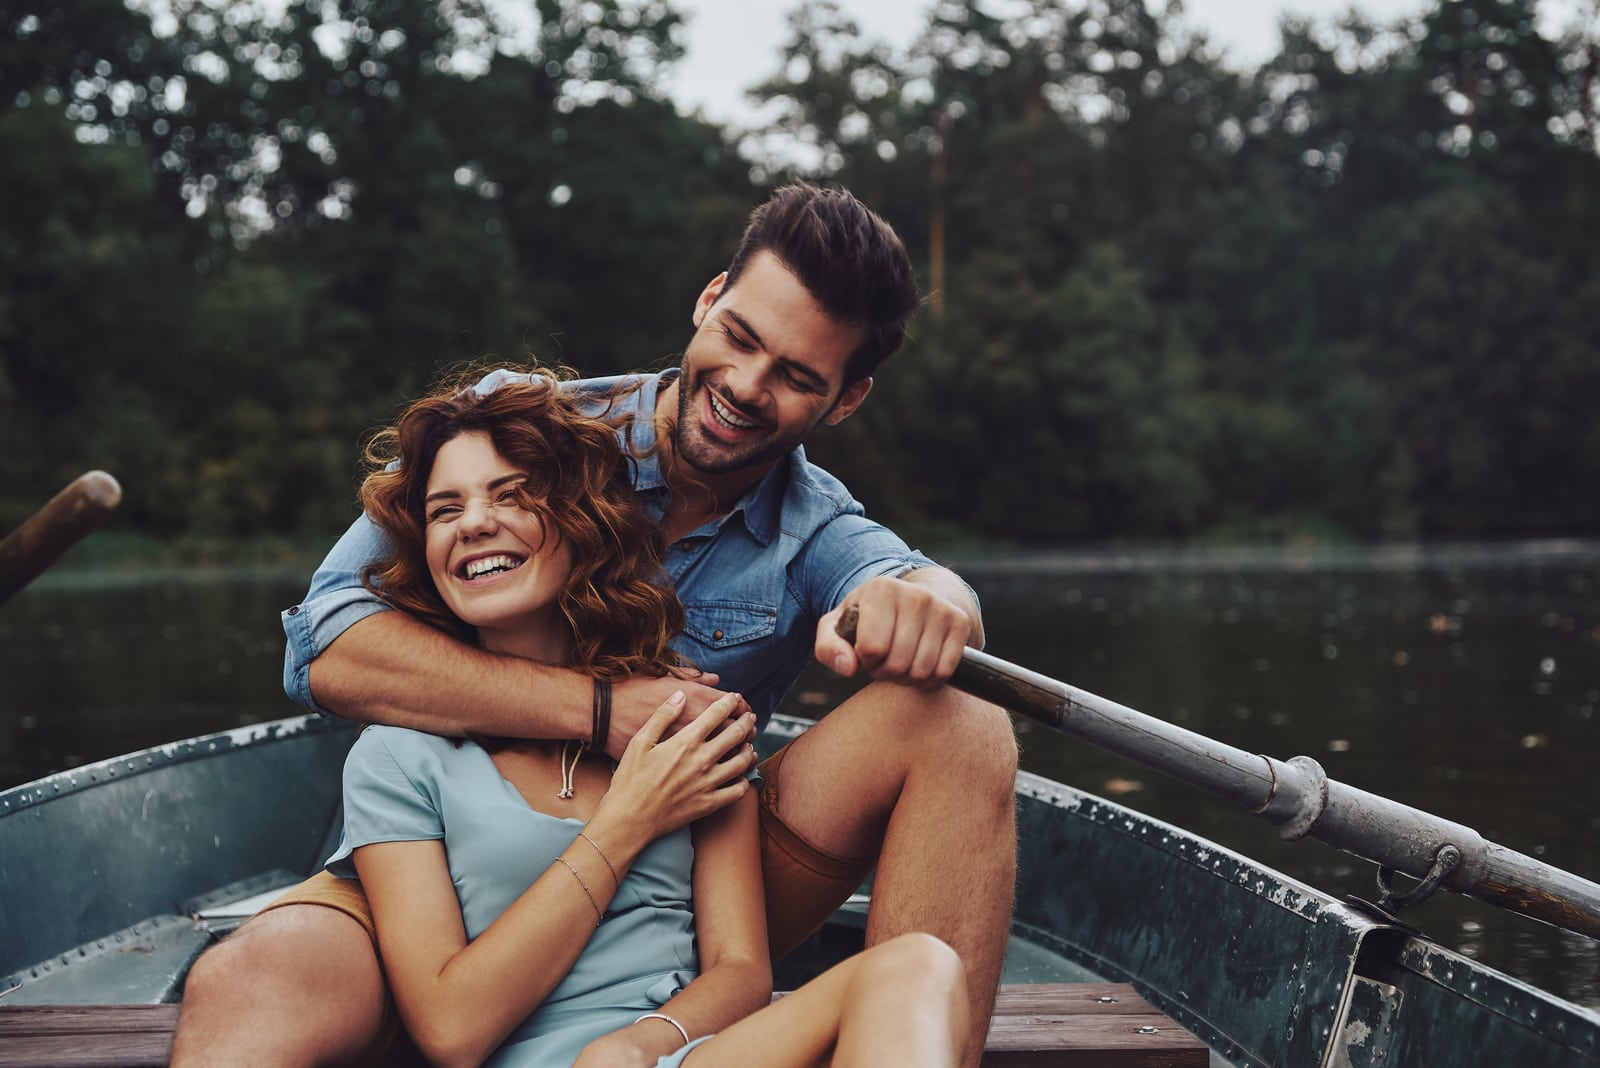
723, 184, 920, 387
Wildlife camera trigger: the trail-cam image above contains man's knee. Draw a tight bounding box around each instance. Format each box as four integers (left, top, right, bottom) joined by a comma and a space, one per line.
901, 686, 1019, 787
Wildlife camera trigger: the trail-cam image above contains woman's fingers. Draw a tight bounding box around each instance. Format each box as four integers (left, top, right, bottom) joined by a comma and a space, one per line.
628, 689, 688, 750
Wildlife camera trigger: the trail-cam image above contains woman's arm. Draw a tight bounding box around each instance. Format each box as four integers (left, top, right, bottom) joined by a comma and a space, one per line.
572, 790, 771, 1067
356, 694, 757, 1068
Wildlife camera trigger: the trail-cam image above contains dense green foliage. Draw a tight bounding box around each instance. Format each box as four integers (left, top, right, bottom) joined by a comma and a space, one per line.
2, 0, 1597, 547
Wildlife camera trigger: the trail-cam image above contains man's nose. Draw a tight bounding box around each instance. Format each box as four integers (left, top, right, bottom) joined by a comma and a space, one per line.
723, 358, 768, 407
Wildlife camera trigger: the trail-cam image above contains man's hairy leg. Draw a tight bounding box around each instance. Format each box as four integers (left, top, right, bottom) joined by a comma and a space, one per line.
171, 905, 386, 1068
770, 683, 1017, 1068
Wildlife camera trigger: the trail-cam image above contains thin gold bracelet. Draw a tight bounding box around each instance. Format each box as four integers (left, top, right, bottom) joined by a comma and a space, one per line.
558, 857, 602, 926
577, 831, 621, 888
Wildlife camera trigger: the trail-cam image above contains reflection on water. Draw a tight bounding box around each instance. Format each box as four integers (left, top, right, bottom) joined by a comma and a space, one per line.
3, 545, 1598, 1007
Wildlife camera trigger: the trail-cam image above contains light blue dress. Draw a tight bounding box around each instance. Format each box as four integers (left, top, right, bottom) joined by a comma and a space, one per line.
326, 726, 711, 1067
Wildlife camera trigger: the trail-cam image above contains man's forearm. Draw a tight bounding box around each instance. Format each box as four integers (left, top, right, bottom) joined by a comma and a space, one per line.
308, 612, 592, 740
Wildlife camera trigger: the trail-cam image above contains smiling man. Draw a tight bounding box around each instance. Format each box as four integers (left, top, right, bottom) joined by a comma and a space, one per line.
172, 185, 1018, 1068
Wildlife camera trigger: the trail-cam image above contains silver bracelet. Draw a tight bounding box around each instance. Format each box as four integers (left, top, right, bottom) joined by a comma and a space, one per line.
635, 1012, 690, 1047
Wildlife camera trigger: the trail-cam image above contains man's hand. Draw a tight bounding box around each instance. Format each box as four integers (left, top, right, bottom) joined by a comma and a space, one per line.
603, 671, 747, 760
814, 574, 973, 688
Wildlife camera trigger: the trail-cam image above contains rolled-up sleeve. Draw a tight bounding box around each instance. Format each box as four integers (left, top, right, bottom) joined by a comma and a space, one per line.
282, 513, 395, 714
792, 512, 942, 613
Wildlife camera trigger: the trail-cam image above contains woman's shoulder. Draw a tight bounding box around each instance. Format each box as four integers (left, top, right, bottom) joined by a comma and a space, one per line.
347, 725, 466, 776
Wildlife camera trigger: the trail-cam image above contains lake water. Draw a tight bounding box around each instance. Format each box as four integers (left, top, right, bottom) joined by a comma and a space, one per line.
3, 542, 1597, 1008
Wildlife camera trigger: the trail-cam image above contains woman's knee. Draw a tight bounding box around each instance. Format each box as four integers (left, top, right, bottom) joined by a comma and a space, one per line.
863, 932, 968, 995
185, 905, 381, 1004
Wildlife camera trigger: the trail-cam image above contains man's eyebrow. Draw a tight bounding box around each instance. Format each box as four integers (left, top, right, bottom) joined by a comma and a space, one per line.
724, 310, 829, 390
424, 473, 526, 505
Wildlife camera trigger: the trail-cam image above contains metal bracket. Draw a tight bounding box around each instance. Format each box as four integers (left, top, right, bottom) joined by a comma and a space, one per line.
1376, 843, 1462, 911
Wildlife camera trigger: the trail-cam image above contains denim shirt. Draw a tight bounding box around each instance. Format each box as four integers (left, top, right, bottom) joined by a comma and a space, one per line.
281, 370, 953, 729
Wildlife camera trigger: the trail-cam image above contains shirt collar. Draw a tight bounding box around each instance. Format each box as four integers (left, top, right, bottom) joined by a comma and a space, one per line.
627, 368, 790, 547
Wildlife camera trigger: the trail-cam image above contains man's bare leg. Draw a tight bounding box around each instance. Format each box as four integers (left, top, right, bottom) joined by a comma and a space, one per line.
171, 905, 387, 1067
769, 682, 1017, 1068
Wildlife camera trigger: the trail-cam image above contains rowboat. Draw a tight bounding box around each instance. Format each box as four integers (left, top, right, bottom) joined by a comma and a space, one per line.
4, 476, 1599, 1064
3, 701, 1597, 1065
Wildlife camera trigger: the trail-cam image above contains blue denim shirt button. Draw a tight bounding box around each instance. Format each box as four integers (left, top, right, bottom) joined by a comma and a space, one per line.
712, 629, 724, 641
287, 605, 301, 616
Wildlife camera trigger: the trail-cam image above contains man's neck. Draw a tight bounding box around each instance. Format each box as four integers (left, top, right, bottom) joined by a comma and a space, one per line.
653, 376, 772, 542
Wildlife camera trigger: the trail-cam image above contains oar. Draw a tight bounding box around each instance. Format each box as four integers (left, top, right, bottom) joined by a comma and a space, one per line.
0, 471, 122, 606
837, 607, 1600, 939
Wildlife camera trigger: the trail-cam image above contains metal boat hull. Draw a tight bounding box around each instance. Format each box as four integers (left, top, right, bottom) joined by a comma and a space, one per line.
4, 713, 1597, 1065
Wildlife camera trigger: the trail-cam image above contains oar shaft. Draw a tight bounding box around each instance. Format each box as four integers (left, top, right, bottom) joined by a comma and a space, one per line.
0, 471, 122, 605
938, 630, 1600, 938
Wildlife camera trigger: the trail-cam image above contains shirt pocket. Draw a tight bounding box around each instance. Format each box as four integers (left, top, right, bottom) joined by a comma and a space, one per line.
680, 600, 778, 651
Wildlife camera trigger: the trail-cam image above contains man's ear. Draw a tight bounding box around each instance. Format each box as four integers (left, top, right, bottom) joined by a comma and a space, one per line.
692, 272, 729, 328
823, 376, 873, 426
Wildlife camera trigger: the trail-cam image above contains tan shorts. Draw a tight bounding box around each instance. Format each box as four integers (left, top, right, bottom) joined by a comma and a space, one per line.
262, 740, 874, 958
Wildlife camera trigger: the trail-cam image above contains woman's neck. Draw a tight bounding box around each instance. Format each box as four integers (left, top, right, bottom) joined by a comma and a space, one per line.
476, 621, 571, 667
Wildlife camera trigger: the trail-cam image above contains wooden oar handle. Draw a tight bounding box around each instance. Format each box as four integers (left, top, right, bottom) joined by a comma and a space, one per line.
835, 604, 860, 643
0, 471, 122, 605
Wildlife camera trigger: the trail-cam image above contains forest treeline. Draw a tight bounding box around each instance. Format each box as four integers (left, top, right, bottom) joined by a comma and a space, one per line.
2, 0, 1597, 549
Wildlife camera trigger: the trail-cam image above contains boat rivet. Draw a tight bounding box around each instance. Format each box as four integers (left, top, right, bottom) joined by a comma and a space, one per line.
1136, 1026, 1160, 1035
1098, 996, 1117, 1004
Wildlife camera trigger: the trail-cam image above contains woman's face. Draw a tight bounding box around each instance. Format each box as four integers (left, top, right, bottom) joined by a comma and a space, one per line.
423, 430, 575, 661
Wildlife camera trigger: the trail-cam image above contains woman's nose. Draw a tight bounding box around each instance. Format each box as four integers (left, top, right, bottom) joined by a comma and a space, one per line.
459, 498, 498, 538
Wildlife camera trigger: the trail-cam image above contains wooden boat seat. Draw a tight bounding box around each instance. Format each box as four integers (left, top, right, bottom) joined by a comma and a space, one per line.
0, 982, 1206, 1066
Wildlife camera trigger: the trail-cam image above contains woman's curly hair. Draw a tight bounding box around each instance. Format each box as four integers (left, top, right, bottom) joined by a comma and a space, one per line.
358, 366, 684, 681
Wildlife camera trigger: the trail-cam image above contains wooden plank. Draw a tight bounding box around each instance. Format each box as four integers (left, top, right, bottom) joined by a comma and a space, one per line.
0, 985, 1208, 1068
984, 1013, 1207, 1067
0, 1005, 176, 1068
991, 982, 1163, 1016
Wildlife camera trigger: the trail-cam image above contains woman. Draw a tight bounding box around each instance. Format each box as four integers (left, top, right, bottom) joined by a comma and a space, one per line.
327, 367, 968, 1068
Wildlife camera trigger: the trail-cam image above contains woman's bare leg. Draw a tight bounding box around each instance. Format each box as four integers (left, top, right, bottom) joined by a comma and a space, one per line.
685, 934, 968, 1068
171, 905, 387, 1067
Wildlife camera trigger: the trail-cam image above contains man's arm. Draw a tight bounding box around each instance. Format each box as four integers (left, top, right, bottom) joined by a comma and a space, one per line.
287, 514, 727, 757
792, 512, 983, 689
814, 567, 982, 689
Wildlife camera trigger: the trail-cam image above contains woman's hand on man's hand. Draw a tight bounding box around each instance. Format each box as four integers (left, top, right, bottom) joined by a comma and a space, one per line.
601, 673, 750, 759
596, 690, 756, 844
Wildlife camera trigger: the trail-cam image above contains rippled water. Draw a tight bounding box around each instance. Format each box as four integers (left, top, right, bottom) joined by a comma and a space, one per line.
3, 543, 1598, 1006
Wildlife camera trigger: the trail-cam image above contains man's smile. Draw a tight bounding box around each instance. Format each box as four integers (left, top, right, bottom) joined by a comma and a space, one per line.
705, 388, 763, 433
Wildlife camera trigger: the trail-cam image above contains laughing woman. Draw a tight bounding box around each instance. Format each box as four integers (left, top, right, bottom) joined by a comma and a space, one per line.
328, 368, 967, 1068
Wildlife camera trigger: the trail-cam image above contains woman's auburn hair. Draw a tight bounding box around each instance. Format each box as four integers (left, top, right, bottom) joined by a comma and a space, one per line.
358, 366, 685, 681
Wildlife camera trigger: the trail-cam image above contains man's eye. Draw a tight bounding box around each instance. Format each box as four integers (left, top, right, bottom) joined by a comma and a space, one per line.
783, 369, 818, 393
723, 327, 755, 351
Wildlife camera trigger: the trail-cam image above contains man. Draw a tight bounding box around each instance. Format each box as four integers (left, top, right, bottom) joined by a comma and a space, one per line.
173, 185, 1018, 1068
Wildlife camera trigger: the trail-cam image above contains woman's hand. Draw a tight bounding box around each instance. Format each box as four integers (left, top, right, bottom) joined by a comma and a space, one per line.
593, 690, 756, 846
572, 1021, 681, 1068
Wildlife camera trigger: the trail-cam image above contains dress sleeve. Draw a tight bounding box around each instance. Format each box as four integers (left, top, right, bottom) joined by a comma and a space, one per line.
325, 727, 444, 879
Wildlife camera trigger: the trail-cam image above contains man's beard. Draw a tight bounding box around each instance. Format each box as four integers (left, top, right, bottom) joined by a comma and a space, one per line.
673, 364, 807, 476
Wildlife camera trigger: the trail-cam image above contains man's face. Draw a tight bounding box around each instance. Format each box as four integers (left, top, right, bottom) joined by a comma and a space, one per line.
673, 250, 872, 477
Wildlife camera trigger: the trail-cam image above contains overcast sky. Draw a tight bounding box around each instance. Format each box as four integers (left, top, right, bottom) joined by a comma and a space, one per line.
660, 0, 1581, 128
